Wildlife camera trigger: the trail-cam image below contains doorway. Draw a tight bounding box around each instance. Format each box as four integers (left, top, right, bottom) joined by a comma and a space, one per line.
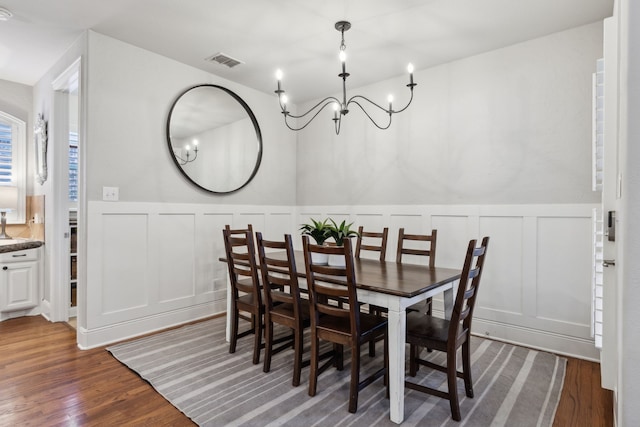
51, 58, 82, 329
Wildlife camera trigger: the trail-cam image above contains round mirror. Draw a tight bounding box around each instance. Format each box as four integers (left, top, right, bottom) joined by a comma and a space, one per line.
167, 84, 263, 194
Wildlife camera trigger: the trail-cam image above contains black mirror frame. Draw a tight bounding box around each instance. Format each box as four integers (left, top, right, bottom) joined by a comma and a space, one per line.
166, 84, 263, 194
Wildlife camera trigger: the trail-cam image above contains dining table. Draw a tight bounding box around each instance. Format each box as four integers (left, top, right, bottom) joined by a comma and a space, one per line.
220, 251, 461, 424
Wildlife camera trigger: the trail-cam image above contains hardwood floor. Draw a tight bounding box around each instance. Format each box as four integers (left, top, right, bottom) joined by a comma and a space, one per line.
0, 315, 613, 426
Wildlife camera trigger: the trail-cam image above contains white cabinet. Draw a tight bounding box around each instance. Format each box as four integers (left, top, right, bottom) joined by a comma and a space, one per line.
0, 248, 39, 313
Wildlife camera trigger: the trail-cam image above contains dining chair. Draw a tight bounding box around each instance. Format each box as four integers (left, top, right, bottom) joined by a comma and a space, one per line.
354, 226, 389, 357
223, 225, 264, 365
302, 236, 388, 413
397, 228, 438, 315
355, 226, 389, 261
404, 236, 490, 421
256, 232, 310, 386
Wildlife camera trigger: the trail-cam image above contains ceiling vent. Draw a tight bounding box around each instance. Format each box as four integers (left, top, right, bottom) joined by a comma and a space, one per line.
205, 53, 244, 68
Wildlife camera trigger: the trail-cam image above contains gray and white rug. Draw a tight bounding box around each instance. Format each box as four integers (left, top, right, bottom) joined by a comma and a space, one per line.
107, 316, 565, 426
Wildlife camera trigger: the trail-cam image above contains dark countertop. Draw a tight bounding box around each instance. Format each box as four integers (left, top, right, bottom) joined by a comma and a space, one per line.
0, 240, 44, 254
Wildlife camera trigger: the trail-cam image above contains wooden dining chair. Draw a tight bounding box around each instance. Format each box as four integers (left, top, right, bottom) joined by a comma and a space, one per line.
222, 225, 264, 365
354, 226, 389, 356
302, 236, 388, 413
397, 228, 437, 315
256, 232, 310, 386
355, 226, 389, 261
405, 236, 490, 421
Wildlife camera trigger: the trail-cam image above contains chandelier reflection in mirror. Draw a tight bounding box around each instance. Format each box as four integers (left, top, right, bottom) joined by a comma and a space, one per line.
275, 20, 416, 135
174, 139, 199, 165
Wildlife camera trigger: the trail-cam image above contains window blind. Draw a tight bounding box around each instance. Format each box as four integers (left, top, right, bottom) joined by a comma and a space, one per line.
0, 122, 12, 184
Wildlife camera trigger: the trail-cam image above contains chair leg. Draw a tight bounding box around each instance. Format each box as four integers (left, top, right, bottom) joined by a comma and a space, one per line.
348, 342, 361, 413
409, 344, 419, 376
292, 326, 303, 387
252, 313, 262, 365
263, 319, 273, 373
336, 344, 344, 371
447, 348, 461, 422
462, 339, 474, 398
229, 308, 239, 354
309, 333, 319, 397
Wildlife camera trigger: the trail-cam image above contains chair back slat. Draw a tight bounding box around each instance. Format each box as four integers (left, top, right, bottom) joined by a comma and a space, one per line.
396, 228, 437, 267
256, 233, 301, 313
355, 226, 389, 261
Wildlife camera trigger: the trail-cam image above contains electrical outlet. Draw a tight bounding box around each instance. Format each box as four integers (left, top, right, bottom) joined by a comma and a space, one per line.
103, 186, 119, 201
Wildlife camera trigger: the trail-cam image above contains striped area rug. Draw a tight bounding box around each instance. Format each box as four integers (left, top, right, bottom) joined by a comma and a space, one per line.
107, 316, 566, 426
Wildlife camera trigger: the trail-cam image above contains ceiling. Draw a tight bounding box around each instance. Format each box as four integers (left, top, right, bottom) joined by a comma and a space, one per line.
0, 0, 613, 103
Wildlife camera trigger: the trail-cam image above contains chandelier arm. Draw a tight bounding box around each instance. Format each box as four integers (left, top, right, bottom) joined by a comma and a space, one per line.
283, 100, 337, 131
389, 88, 415, 114
347, 95, 390, 114
349, 100, 393, 130
280, 97, 340, 119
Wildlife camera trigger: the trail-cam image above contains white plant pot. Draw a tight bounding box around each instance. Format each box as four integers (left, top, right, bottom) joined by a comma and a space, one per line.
328, 253, 346, 267
311, 252, 329, 265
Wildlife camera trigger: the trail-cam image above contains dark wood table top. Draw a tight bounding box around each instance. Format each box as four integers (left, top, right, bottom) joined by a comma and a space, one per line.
221, 250, 461, 299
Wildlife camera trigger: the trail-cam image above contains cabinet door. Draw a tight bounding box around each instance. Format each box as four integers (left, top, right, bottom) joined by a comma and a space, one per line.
0, 261, 38, 312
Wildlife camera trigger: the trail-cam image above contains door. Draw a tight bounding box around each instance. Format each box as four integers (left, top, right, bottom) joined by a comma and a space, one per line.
599, 16, 621, 391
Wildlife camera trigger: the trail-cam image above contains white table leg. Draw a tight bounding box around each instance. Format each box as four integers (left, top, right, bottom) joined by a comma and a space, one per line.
443, 280, 457, 319
387, 305, 406, 424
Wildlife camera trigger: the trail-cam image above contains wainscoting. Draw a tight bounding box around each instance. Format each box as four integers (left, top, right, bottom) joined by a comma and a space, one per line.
83, 201, 598, 361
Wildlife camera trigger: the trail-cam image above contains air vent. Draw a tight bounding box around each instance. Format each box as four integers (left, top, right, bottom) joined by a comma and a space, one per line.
205, 53, 244, 68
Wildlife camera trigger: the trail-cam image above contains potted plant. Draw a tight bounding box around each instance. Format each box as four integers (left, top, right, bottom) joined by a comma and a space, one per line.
300, 218, 331, 265
327, 219, 360, 266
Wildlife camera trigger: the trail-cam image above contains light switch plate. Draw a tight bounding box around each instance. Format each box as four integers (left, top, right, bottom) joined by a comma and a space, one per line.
103, 186, 119, 201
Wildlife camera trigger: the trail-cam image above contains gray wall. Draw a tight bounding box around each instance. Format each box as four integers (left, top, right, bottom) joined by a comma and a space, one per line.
85, 31, 297, 205
295, 23, 603, 206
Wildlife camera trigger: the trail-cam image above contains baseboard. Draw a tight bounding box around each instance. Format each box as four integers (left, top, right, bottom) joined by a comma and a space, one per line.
76, 300, 226, 350
471, 316, 600, 361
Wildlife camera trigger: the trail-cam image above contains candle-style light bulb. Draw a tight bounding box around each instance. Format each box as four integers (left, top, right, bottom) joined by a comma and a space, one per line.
276, 69, 283, 92
387, 94, 393, 112
185, 144, 191, 152
192, 139, 198, 147
339, 51, 346, 63
407, 63, 414, 85
333, 102, 339, 119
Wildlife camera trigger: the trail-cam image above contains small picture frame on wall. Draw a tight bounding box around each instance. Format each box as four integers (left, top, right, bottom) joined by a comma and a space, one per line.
34, 113, 48, 185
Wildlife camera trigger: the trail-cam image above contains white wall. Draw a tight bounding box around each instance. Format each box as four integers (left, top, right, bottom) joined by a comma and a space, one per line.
78, 32, 298, 346
296, 23, 603, 206
85, 31, 296, 205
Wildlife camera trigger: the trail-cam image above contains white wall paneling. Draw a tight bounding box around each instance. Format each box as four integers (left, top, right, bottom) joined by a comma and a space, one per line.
296, 203, 599, 360
82, 201, 295, 349
83, 201, 597, 359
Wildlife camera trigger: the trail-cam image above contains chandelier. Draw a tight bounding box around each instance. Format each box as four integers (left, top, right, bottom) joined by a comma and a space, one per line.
175, 140, 199, 165
275, 20, 416, 135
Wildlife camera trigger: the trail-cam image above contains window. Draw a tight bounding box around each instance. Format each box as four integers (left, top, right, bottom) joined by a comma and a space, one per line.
0, 110, 26, 223
0, 121, 14, 184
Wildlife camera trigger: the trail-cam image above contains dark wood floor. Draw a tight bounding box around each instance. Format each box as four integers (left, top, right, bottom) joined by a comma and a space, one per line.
0, 315, 613, 426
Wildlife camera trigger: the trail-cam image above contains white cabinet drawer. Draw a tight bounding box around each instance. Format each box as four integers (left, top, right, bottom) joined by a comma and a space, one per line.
0, 249, 39, 263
